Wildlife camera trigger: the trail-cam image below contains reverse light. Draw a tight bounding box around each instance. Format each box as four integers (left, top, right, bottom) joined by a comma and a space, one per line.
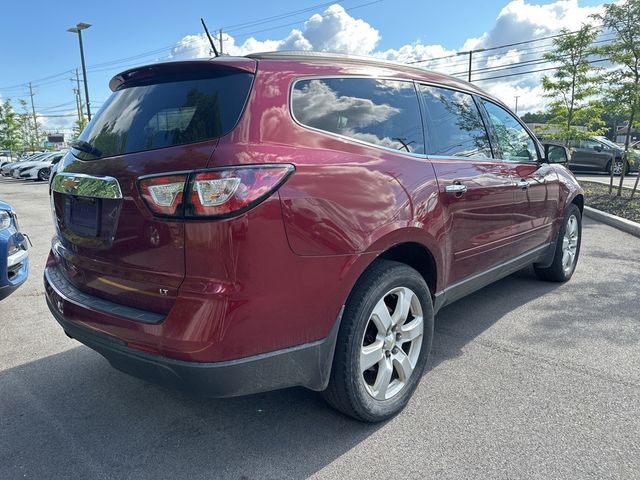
137, 165, 294, 219
139, 174, 188, 216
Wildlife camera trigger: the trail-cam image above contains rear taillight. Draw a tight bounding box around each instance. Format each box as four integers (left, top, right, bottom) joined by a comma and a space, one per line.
139, 174, 188, 216
138, 165, 294, 219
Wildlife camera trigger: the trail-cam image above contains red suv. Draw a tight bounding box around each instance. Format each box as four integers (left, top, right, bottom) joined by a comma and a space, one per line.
45, 52, 583, 422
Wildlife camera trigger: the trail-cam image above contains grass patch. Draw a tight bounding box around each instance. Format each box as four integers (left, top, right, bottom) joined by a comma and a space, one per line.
580, 180, 640, 223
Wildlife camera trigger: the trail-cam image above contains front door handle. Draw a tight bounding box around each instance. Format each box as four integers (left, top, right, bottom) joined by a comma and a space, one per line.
445, 184, 468, 194
516, 180, 530, 189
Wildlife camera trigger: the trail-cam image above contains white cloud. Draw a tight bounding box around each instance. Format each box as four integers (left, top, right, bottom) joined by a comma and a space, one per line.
300, 4, 379, 55
169, 4, 379, 60
165, 1, 607, 113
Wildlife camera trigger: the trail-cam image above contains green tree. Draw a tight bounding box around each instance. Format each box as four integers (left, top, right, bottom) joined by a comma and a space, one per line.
520, 111, 552, 124
72, 110, 88, 140
17, 99, 44, 151
0, 100, 22, 155
541, 25, 605, 144
594, 0, 640, 197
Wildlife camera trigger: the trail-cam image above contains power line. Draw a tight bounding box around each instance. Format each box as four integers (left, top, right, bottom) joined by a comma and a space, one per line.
222, 0, 345, 33
472, 58, 611, 82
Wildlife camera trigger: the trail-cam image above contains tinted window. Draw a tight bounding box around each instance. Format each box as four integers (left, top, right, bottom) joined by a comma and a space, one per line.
580, 138, 601, 149
74, 71, 253, 160
419, 85, 492, 158
481, 100, 538, 163
292, 78, 424, 154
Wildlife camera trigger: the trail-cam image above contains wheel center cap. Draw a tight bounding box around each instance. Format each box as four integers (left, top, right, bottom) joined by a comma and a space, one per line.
383, 334, 395, 350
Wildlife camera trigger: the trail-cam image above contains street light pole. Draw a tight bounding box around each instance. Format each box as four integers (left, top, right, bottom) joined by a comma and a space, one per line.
67, 22, 92, 121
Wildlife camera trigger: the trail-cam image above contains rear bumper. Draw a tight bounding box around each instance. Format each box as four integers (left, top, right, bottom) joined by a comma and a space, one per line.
44, 265, 342, 397
47, 297, 341, 397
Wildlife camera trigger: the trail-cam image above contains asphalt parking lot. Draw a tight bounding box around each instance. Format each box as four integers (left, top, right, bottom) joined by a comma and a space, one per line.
1, 176, 639, 480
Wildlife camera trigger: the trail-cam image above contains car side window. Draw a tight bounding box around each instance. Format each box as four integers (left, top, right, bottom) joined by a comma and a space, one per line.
481, 100, 539, 163
291, 78, 424, 154
580, 139, 600, 149
418, 85, 492, 158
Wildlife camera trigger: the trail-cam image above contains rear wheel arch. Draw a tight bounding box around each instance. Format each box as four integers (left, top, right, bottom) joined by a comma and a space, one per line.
377, 242, 438, 295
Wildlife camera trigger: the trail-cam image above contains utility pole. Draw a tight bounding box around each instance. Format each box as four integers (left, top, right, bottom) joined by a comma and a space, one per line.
74, 69, 83, 126
219, 29, 223, 55
28, 82, 39, 150
463, 48, 485, 83
514, 96, 520, 115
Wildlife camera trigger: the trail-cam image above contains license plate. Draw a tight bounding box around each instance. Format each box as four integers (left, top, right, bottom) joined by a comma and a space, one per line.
65, 196, 101, 236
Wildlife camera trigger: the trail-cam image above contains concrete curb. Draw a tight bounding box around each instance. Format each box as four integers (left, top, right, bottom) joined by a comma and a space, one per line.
584, 206, 640, 238
579, 178, 638, 191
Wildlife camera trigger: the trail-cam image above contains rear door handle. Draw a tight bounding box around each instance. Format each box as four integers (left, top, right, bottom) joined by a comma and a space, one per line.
445, 184, 467, 194
516, 180, 530, 189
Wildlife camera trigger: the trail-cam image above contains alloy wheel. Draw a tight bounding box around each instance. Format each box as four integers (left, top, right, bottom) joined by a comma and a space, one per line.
612, 161, 624, 175
562, 214, 579, 275
360, 286, 423, 401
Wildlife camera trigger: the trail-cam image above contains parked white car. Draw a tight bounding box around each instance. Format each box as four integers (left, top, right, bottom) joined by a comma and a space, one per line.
13, 151, 66, 181
0, 150, 12, 168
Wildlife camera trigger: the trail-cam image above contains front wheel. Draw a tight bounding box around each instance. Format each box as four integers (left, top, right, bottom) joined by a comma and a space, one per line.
608, 159, 628, 176
323, 260, 434, 422
534, 204, 581, 282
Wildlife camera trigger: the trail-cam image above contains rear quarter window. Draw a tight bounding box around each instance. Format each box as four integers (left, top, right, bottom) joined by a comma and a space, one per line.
291, 78, 424, 155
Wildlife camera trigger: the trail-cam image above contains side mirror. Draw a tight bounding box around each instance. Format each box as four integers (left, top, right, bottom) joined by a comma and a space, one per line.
544, 144, 569, 164
594, 145, 602, 152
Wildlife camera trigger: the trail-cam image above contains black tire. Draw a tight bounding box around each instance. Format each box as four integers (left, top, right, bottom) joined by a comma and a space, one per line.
322, 260, 434, 422
534, 204, 581, 282
37, 168, 49, 182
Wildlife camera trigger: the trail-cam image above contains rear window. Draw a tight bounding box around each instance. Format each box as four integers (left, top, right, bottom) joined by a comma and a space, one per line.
73, 70, 253, 160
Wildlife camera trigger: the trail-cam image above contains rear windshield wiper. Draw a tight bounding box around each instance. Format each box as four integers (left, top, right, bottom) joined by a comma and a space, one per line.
71, 140, 102, 158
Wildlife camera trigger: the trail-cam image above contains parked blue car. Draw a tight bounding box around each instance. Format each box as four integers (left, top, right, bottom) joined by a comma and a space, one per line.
0, 200, 28, 300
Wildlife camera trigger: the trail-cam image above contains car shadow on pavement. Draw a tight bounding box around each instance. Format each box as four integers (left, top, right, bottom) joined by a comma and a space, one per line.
3, 221, 635, 479
0, 344, 383, 479
430, 219, 640, 374
429, 265, 562, 371
0, 269, 565, 480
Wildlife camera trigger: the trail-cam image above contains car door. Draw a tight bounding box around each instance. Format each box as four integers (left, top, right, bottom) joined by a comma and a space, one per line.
580, 138, 614, 171
418, 84, 516, 285
479, 99, 559, 256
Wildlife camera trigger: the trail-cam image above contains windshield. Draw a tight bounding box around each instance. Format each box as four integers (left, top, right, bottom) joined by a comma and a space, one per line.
594, 136, 621, 150
73, 70, 253, 160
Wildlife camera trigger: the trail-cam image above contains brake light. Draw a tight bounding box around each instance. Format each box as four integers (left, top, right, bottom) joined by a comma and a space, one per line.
187, 165, 294, 217
139, 174, 188, 216
137, 165, 294, 219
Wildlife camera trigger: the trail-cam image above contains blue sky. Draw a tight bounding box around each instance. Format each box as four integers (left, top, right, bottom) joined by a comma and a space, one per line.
0, 0, 605, 132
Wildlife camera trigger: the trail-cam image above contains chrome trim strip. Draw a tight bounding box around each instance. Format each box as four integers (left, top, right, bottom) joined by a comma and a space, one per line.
7, 249, 28, 268
51, 172, 123, 199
